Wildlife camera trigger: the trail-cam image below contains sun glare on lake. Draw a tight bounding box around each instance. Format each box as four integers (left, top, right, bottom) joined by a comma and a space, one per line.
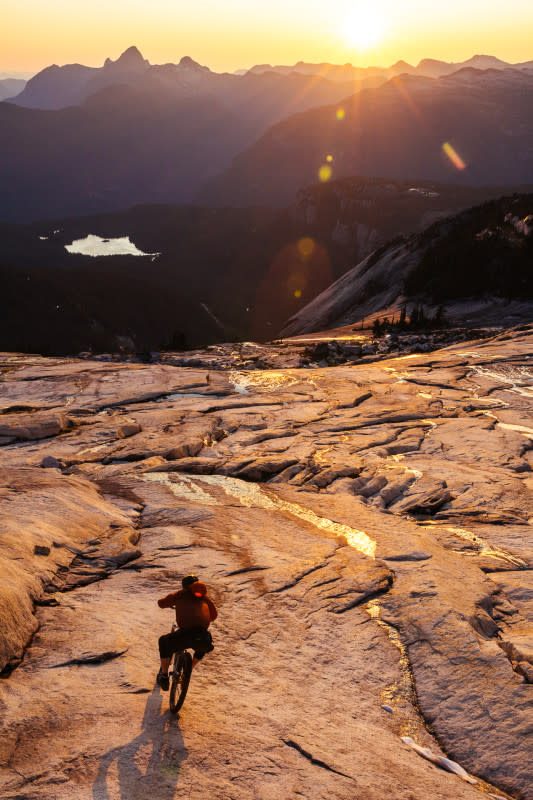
341, 7, 385, 50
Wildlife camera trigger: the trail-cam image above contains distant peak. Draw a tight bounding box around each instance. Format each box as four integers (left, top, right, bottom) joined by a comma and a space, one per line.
178, 56, 209, 72
465, 54, 507, 66
104, 46, 148, 69
118, 46, 145, 63
417, 58, 446, 67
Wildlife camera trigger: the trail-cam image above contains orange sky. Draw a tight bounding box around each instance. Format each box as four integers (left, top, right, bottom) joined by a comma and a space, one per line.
2, 1, 532, 74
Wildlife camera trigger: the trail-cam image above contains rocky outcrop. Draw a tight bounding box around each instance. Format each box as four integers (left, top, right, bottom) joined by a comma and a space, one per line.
0, 326, 532, 799
0, 468, 140, 673
281, 194, 533, 336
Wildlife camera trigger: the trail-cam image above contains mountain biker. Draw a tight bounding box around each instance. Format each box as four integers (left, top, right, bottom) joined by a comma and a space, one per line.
156, 574, 217, 691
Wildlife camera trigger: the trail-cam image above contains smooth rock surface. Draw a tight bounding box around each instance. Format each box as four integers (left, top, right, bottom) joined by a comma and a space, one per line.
0, 329, 532, 799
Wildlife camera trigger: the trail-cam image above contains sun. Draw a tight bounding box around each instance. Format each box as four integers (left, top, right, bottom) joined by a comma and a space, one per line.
341, 7, 385, 50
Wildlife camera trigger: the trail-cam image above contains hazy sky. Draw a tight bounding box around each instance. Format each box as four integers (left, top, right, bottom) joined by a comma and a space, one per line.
2, 0, 532, 74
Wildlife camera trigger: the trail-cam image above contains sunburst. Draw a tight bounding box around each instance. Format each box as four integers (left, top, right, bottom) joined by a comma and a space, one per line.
341, 7, 385, 50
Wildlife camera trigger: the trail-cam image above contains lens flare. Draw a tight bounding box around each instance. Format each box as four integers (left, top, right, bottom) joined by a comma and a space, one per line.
288, 270, 307, 297
318, 164, 332, 182
443, 142, 467, 171
326, 154, 333, 163
297, 237, 315, 258
336, 108, 345, 120
250, 240, 332, 339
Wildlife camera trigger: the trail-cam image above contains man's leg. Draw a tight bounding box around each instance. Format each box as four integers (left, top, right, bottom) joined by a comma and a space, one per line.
191, 630, 214, 668
157, 630, 186, 689
191, 648, 209, 669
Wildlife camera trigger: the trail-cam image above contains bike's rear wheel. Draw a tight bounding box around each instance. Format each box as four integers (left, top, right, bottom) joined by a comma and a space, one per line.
169, 651, 192, 713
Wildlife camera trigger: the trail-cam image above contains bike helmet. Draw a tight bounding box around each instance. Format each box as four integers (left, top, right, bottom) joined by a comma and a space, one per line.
182, 574, 199, 589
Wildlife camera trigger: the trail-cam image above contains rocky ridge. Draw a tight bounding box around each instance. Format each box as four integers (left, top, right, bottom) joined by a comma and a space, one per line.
6, 46, 356, 115
281, 194, 533, 337
245, 54, 533, 82
202, 69, 533, 207
0, 326, 532, 799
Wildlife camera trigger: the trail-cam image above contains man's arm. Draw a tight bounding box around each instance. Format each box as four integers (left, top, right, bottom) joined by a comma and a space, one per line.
206, 597, 218, 621
158, 591, 181, 608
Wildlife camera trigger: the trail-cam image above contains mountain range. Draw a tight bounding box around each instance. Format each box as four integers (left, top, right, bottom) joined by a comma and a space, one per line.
6, 46, 358, 112
10, 50, 533, 111
0, 47, 361, 222
2, 51, 533, 224
202, 67, 533, 207
243, 54, 533, 81
1, 48, 532, 223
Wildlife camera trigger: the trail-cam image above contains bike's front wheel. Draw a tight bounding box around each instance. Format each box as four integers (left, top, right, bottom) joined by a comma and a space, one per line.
169, 651, 192, 713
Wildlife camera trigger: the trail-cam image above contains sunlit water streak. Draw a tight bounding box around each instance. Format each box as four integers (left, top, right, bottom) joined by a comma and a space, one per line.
471, 365, 533, 398
497, 422, 533, 439
366, 598, 419, 738
140, 472, 376, 557
420, 523, 527, 567
287, 336, 368, 343
229, 371, 300, 394
386, 453, 423, 479
313, 446, 335, 466
382, 367, 413, 379
141, 472, 219, 505
474, 406, 533, 439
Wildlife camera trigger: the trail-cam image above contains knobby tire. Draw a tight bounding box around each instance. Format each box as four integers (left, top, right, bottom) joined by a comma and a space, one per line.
169, 651, 192, 713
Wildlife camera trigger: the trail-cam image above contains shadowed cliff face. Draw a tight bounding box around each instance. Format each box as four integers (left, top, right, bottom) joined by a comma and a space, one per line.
0, 327, 532, 800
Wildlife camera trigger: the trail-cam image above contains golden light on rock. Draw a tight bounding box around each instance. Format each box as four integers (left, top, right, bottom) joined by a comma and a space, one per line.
318, 164, 332, 182
175, 474, 378, 558
3, 322, 533, 799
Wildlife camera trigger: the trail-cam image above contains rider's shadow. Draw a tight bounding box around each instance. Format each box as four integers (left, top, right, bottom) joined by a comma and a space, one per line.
92, 684, 188, 800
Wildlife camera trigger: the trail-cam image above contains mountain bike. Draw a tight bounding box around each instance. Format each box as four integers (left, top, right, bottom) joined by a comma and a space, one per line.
165, 623, 214, 713
168, 647, 193, 713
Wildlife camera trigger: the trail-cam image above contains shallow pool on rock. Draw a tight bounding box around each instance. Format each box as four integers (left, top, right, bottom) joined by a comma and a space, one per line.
64, 235, 160, 258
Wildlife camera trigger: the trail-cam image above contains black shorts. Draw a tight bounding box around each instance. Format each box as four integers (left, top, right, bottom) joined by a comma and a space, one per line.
158, 626, 214, 661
